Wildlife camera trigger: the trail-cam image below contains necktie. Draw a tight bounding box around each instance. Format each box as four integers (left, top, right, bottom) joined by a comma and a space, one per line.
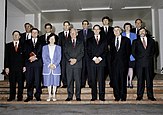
65, 32, 68, 38
105, 27, 107, 33
72, 39, 75, 48
83, 30, 87, 41
33, 39, 36, 47
26, 33, 29, 40
116, 37, 119, 51
15, 42, 18, 52
142, 38, 147, 49
96, 36, 99, 44
84, 30, 87, 37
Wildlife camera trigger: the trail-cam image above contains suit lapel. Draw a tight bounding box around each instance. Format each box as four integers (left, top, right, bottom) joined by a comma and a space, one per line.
119, 36, 124, 51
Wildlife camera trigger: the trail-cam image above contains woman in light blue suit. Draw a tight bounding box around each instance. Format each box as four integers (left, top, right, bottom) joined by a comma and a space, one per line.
122, 23, 137, 88
42, 33, 61, 101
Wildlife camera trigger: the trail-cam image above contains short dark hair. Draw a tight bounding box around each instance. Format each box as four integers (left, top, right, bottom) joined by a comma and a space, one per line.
135, 18, 143, 23
44, 23, 52, 29
31, 28, 39, 33
138, 27, 147, 34
47, 33, 57, 44
93, 24, 101, 30
82, 20, 89, 25
12, 30, 21, 35
63, 21, 70, 26
102, 16, 111, 22
123, 22, 132, 29
24, 23, 33, 28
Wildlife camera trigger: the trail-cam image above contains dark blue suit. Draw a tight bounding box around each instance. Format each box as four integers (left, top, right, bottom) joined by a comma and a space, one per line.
5, 41, 25, 100
87, 34, 107, 100
110, 35, 131, 100
78, 29, 94, 87
24, 38, 42, 99
132, 36, 155, 99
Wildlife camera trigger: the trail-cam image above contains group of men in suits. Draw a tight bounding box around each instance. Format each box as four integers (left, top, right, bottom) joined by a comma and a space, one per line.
4, 17, 156, 102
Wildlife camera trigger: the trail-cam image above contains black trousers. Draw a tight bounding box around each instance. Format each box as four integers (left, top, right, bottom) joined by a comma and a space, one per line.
60, 57, 67, 86
25, 66, 42, 99
136, 66, 154, 98
9, 69, 24, 99
81, 55, 92, 87
112, 66, 127, 100
90, 66, 105, 100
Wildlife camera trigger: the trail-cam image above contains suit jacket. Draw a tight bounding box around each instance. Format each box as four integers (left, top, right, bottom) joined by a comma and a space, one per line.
24, 38, 42, 67
42, 45, 61, 75
78, 29, 94, 44
110, 35, 131, 69
40, 33, 59, 46
132, 36, 155, 68
64, 37, 84, 68
100, 26, 114, 45
58, 31, 70, 47
20, 32, 32, 45
5, 41, 24, 70
122, 32, 137, 61
130, 28, 138, 34
87, 33, 108, 67
58, 31, 71, 59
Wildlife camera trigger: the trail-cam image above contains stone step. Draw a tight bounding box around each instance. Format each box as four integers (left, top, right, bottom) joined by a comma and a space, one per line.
0, 87, 163, 93
1, 99, 163, 104
1, 91, 163, 100
1, 80, 163, 87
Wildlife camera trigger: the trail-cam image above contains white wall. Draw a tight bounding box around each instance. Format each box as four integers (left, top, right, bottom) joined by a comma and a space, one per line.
6, 1, 25, 43
0, 0, 6, 80
158, 9, 163, 71
142, 11, 152, 34
7, 1, 41, 43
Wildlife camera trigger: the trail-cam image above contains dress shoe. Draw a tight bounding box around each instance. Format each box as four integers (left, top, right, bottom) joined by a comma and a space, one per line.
52, 98, 57, 101
76, 98, 81, 101
24, 98, 32, 102
100, 98, 105, 101
114, 98, 120, 101
148, 97, 156, 101
61, 85, 67, 88
136, 97, 143, 101
121, 99, 126, 101
90, 99, 96, 101
36, 98, 41, 101
46, 98, 51, 102
65, 98, 72, 101
7, 98, 13, 101
17, 98, 23, 101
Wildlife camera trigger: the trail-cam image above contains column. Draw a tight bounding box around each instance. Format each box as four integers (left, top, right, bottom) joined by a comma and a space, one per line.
0, 0, 6, 80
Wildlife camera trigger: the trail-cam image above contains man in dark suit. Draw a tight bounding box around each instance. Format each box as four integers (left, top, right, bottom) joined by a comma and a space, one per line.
58, 21, 71, 88
5, 30, 25, 101
130, 19, 142, 35
20, 23, 33, 45
40, 23, 59, 46
132, 27, 156, 101
24, 28, 42, 102
100, 16, 114, 87
110, 26, 131, 101
64, 28, 84, 101
87, 25, 107, 101
78, 20, 94, 88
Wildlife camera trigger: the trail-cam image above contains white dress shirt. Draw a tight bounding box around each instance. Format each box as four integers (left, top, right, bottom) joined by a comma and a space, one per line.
115, 35, 122, 50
